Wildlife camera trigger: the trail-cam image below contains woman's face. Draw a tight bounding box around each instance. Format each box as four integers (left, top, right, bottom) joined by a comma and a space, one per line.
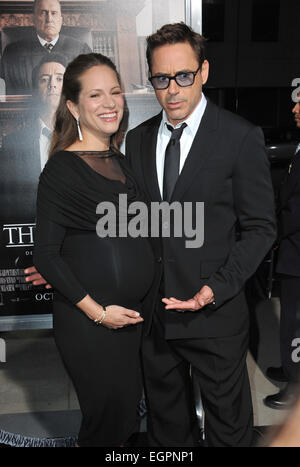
73, 65, 124, 142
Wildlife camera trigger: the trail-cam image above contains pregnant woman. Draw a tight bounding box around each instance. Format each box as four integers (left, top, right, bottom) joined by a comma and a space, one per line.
33, 53, 154, 447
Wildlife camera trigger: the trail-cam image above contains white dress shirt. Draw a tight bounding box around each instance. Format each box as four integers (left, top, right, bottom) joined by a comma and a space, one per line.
39, 119, 52, 171
37, 34, 59, 48
156, 94, 207, 197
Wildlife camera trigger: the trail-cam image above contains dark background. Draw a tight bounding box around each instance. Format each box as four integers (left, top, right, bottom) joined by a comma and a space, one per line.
203, 0, 299, 147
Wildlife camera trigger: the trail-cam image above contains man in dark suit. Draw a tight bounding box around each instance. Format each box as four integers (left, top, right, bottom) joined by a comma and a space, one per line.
0, 53, 66, 222
0, 0, 91, 94
126, 23, 276, 447
264, 95, 300, 409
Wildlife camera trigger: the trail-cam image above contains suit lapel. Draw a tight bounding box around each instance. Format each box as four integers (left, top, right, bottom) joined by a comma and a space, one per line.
278, 154, 300, 212
142, 113, 162, 202
171, 100, 219, 202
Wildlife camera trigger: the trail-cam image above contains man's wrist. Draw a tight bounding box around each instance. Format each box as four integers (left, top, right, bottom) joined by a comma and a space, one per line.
204, 284, 216, 306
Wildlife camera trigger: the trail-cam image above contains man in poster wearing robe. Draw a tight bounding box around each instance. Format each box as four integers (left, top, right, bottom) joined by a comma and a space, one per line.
0, 0, 91, 94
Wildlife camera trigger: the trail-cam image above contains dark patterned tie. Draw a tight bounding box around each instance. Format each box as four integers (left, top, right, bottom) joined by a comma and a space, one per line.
42, 126, 53, 139
44, 42, 53, 52
163, 122, 187, 201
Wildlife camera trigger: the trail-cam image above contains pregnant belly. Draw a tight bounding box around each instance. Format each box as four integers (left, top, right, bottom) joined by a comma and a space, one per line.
60, 233, 155, 307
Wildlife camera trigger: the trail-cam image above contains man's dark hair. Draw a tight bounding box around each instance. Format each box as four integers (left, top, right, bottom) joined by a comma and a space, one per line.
31, 53, 67, 91
146, 22, 206, 74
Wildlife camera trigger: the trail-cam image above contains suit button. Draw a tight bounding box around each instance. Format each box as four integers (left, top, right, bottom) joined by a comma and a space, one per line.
156, 257, 162, 263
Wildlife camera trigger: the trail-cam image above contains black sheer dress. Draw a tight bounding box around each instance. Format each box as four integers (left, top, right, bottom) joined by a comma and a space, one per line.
34, 149, 154, 447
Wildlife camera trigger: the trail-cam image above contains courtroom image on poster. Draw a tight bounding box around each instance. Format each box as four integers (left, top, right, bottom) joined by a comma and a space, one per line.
0, 0, 186, 317
0, 0, 185, 98
0, 0, 92, 96
0, 51, 67, 317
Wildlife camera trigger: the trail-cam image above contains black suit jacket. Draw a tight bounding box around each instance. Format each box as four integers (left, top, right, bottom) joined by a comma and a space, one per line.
276, 151, 300, 277
1, 33, 91, 94
126, 100, 277, 339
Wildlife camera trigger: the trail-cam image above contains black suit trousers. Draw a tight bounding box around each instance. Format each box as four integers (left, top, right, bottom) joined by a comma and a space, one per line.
279, 275, 300, 383
141, 301, 253, 447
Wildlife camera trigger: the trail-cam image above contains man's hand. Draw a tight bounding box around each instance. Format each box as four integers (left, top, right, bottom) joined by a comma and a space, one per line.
162, 285, 215, 312
24, 266, 52, 289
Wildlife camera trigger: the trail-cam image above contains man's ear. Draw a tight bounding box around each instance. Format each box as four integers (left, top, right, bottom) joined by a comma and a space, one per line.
200, 60, 209, 85
66, 100, 78, 120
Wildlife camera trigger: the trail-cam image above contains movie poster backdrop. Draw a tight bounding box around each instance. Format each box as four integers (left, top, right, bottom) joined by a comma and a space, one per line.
0, 0, 185, 320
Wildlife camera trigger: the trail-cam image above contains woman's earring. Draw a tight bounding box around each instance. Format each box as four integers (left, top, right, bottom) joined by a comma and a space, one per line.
76, 117, 83, 141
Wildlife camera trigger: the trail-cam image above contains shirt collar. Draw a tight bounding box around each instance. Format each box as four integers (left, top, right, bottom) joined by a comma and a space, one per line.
162, 93, 207, 137
37, 34, 59, 47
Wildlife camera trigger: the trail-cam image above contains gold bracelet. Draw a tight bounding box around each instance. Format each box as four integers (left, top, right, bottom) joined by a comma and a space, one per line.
94, 306, 106, 325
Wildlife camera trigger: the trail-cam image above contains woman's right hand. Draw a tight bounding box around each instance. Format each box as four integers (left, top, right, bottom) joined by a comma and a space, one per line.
102, 305, 144, 330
